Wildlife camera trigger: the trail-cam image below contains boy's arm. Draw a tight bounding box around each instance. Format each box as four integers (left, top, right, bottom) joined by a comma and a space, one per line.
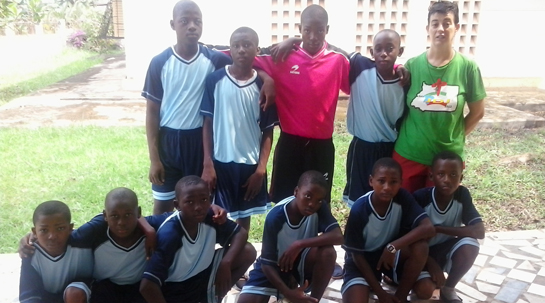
138, 217, 156, 260
425, 256, 446, 288
465, 99, 485, 135
256, 70, 276, 111
140, 279, 166, 303
351, 253, 400, 303
278, 226, 343, 272
435, 221, 485, 239
261, 264, 318, 303
243, 127, 273, 201
378, 217, 435, 270
202, 116, 216, 191
268, 37, 302, 62
215, 226, 249, 298
146, 100, 164, 186
19, 257, 45, 303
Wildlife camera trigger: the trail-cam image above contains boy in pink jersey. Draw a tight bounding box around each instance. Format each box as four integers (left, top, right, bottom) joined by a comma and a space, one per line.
253, 5, 350, 204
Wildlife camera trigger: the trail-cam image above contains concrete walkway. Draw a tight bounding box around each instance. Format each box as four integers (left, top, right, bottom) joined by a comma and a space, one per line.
3, 229, 545, 303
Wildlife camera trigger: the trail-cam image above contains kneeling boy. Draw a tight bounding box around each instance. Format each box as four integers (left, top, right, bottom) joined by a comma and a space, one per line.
342, 158, 435, 303
413, 151, 485, 303
140, 176, 256, 303
238, 170, 344, 303
20, 200, 93, 303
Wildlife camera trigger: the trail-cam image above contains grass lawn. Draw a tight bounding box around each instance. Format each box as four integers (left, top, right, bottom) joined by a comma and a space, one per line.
1, 125, 544, 253
0, 48, 104, 105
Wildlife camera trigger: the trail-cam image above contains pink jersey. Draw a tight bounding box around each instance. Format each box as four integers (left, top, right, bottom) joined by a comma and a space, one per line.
254, 42, 350, 139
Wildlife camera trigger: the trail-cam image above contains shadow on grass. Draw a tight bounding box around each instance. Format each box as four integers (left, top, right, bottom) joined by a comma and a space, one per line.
0, 55, 103, 105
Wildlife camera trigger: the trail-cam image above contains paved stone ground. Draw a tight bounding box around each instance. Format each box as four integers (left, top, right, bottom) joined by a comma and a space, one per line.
2, 229, 545, 303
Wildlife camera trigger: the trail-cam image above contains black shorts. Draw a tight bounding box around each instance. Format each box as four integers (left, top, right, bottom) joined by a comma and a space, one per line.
270, 131, 335, 203
152, 127, 204, 201
429, 237, 480, 272
343, 137, 395, 207
91, 279, 145, 303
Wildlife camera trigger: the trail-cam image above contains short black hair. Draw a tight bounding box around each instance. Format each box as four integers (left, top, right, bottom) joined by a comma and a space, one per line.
297, 170, 328, 190
301, 4, 328, 24
175, 175, 208, 197
428, 1, 459, 25
105, 187, 138, 208
431, 151, 464, 169
373, 29, 401, 47
231, 26, 259, 46
173, 0, 201, 19
371, 157, 402, 177
33, 200, 71, 225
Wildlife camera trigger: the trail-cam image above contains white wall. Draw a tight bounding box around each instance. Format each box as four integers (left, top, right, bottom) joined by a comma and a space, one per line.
124, 0, 545, 87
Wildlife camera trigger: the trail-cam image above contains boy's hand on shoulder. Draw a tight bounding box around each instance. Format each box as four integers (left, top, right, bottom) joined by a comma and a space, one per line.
395, 64, 410, 86
149, 160, 165, 185
270, 38, 299, 63
242, 171, 265, 201
210, 204, 227, 224
278, 241, 303, 272
285, 280, 318, 303
214, 261, 232, 300
377, 248, 396, 271
18, 233, 36, 259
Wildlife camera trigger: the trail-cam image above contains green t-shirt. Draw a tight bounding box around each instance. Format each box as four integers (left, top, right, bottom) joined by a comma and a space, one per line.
395, 51, 486, 165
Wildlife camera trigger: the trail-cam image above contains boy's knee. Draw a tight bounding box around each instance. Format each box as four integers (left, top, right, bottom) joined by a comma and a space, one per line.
413, 278, 435, 300
64, 287, 87, 303
242, 242, 257, 264
318, 245, 336, 262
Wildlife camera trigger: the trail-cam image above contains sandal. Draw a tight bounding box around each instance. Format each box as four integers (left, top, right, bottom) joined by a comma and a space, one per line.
440, 292, 463, 303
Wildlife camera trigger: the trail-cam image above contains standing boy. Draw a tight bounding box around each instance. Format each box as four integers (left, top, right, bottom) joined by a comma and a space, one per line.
201, 27, 278, 233
139, 176, 256, 303
142, 0, 232, 214
254, 5, 350, 203
343, 29, 407, 207
342, 158, 435, 303
238, 171, 344, 303
413, 151, 485, 303
19, 201, 94, 303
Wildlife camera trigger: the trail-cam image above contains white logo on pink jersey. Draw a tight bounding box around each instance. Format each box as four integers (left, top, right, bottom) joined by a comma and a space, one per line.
290, 65, 300, 74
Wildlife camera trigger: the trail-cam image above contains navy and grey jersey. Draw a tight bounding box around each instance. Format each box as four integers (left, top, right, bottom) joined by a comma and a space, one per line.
347, 53, 407, 143
143, 210, 240, 286
414, 186, 482, 246
142, 45, 231, 130
77, 213, 170, 285
259, 196, 339, 268
343, 188, 428, 260
19, 236, 93, 302
200, 66, 278, 164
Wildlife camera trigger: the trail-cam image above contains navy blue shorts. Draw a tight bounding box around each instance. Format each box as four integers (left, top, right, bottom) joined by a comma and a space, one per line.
90, 279, 145, 303
162, 248, 225, 303
152, 127, 204, 201
270, 132, 335, 203
241, 248, 312, 298
343, 137, 395, 207
214, 161, 270, 220
429, 237, 480, 273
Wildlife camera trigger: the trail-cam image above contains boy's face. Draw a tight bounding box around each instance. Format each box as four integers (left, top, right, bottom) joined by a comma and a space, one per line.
230, 32, 258, 69
293, 183, 326, 216
427, 12, 459, 46
369, 167, 401, 204
299, 16, 328, 55
103, 199, 141, 240
175, 183, 211, 223
170, 4, 203, 45
370, 32, 403, 70
430, 159, 463, 196
32, 213, 73, 257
